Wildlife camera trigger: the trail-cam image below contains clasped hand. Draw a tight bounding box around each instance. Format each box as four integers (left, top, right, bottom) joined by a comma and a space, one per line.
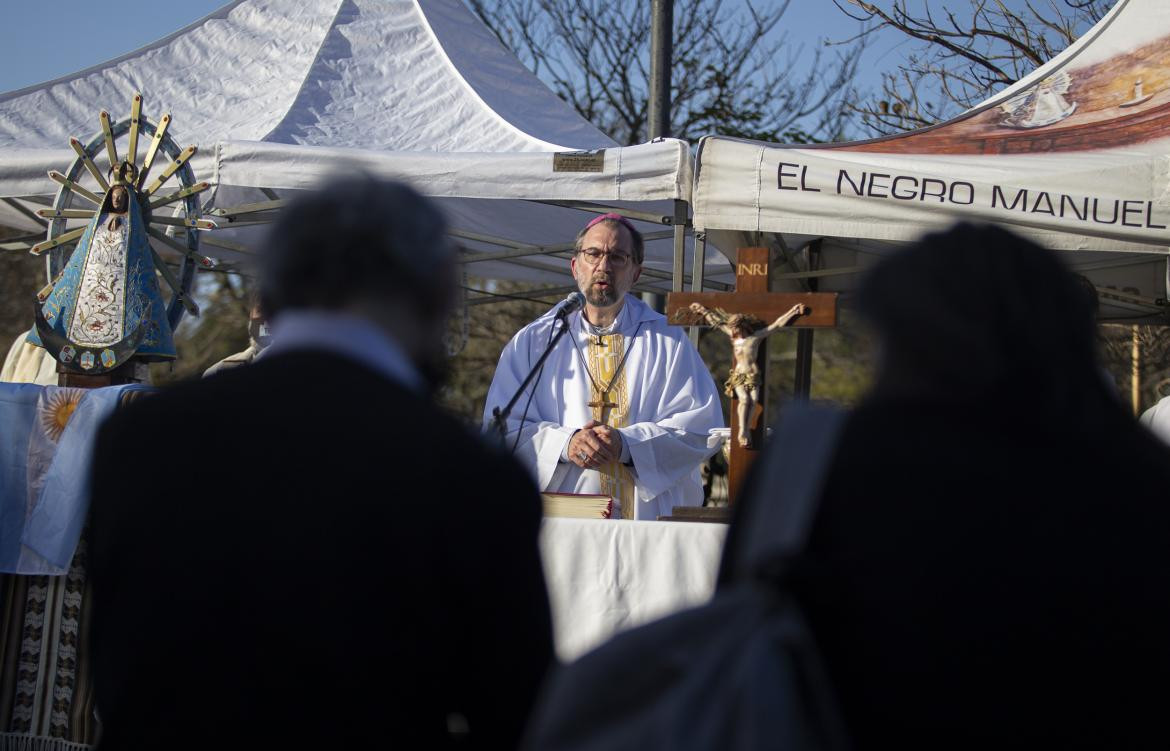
568, 420, 623, 469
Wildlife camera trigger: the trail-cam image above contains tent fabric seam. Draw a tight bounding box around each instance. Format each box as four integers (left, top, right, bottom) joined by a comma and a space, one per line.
675, 140, 687, 200
257, 0, 348, 144
692, 136, 711, 220
754, 145, 763, 232
411, 0, 569, 152
616, 145, 624, 201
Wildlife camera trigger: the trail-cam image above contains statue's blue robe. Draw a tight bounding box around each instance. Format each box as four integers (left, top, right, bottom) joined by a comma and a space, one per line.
28, 195, 175, 364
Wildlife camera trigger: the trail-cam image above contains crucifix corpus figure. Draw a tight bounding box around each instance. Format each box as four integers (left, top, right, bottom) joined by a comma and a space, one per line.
688, 302, 808, 447
665, 246, 838, 504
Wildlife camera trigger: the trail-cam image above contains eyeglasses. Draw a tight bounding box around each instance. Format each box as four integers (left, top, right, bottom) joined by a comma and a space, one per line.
577, 248, 634, 268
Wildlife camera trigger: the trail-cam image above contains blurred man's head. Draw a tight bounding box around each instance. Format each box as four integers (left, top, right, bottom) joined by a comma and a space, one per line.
259, 174, 455, 386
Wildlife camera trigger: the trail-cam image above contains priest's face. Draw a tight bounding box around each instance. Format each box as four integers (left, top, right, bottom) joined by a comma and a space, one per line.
571, 222, 642, 310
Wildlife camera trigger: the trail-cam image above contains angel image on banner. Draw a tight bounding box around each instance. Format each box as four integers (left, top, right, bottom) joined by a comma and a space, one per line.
999, 71, 1078, 129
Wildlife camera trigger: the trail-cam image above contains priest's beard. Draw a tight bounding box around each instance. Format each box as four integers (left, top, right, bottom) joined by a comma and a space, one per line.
584, 276, 619, 308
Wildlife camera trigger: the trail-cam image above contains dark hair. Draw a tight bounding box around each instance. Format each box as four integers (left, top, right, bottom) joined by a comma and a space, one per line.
574, 214, 645, 265
258, 174, 452, 317
857, 222, 1104, 414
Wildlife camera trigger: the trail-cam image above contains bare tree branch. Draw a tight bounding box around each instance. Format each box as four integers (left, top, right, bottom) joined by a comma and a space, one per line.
470, 0, 867, 144
840, 0, 1112, 137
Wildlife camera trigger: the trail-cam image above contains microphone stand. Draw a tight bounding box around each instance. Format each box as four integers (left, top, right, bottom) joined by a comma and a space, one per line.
490, 311, 575, 446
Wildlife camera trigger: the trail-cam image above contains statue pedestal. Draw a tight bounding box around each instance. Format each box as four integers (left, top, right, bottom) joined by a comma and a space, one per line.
57, 361, 149, 388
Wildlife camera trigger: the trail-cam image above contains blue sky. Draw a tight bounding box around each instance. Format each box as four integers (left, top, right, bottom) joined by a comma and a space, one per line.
2, 0, 229, 93
0, 1, 893, 94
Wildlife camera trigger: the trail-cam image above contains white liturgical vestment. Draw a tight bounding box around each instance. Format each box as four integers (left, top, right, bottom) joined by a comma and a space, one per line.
484, 295, 724, 520
1140, 395, 1170, 446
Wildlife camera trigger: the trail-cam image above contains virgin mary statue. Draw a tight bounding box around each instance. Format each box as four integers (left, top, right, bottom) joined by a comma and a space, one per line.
30, 161, 176, 374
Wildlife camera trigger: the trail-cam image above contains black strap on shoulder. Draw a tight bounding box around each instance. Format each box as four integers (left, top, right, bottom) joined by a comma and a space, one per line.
721, 404, 847, 581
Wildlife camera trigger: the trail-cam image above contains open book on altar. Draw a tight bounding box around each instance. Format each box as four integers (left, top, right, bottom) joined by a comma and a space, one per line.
541, 492, 616, 519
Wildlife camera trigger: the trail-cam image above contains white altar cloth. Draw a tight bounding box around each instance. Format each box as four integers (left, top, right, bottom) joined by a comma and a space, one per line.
540, 518, 727, 660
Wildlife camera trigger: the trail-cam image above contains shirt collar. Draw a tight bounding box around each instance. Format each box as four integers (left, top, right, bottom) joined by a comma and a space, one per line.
259, 309, 424, 393
582, 298, 630, 336
581, 294, 662, 333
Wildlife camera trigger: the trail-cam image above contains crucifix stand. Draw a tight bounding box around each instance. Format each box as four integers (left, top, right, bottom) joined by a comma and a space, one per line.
666, 247, 838, 505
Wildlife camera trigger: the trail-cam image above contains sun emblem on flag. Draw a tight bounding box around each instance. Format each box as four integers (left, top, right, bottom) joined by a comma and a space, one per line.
40, 388, 84, 442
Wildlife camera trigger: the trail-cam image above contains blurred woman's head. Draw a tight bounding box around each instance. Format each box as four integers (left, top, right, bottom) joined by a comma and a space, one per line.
857, 222, 1104, 414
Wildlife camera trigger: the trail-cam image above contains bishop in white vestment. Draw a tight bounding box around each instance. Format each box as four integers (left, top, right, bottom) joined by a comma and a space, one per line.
484, 214, 723, 520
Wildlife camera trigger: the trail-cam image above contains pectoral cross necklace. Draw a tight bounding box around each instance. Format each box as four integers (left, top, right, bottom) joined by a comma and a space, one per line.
588, 387, 618, 416
570, 316, 643, 424
582, 336, 626, 423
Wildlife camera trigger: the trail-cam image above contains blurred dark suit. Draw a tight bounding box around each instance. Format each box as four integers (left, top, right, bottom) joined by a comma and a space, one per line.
90, 350, 552, 749
726, 223, 1170, 748
789, 396, 1170, 748
88, 175, 553, 750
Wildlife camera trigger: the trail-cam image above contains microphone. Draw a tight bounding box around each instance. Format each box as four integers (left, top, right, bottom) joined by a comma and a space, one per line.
490, 292, 583, 444
554, 291, 585, 318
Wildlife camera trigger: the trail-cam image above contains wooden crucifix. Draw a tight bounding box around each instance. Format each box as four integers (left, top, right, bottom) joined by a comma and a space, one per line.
587, 391, 618, 421
666, 247, 837, 503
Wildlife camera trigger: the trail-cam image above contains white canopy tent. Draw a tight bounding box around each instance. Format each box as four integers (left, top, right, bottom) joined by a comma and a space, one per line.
692, 0, 1170, 322
0, 0, 733, 304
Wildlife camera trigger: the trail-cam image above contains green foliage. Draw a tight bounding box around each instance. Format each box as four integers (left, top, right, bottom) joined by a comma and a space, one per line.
149, 273, 254, 385
1098, 324, 1170, 417
438, 278, 562, 426
0, 226, 45, 354
707, 308, 878, 422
